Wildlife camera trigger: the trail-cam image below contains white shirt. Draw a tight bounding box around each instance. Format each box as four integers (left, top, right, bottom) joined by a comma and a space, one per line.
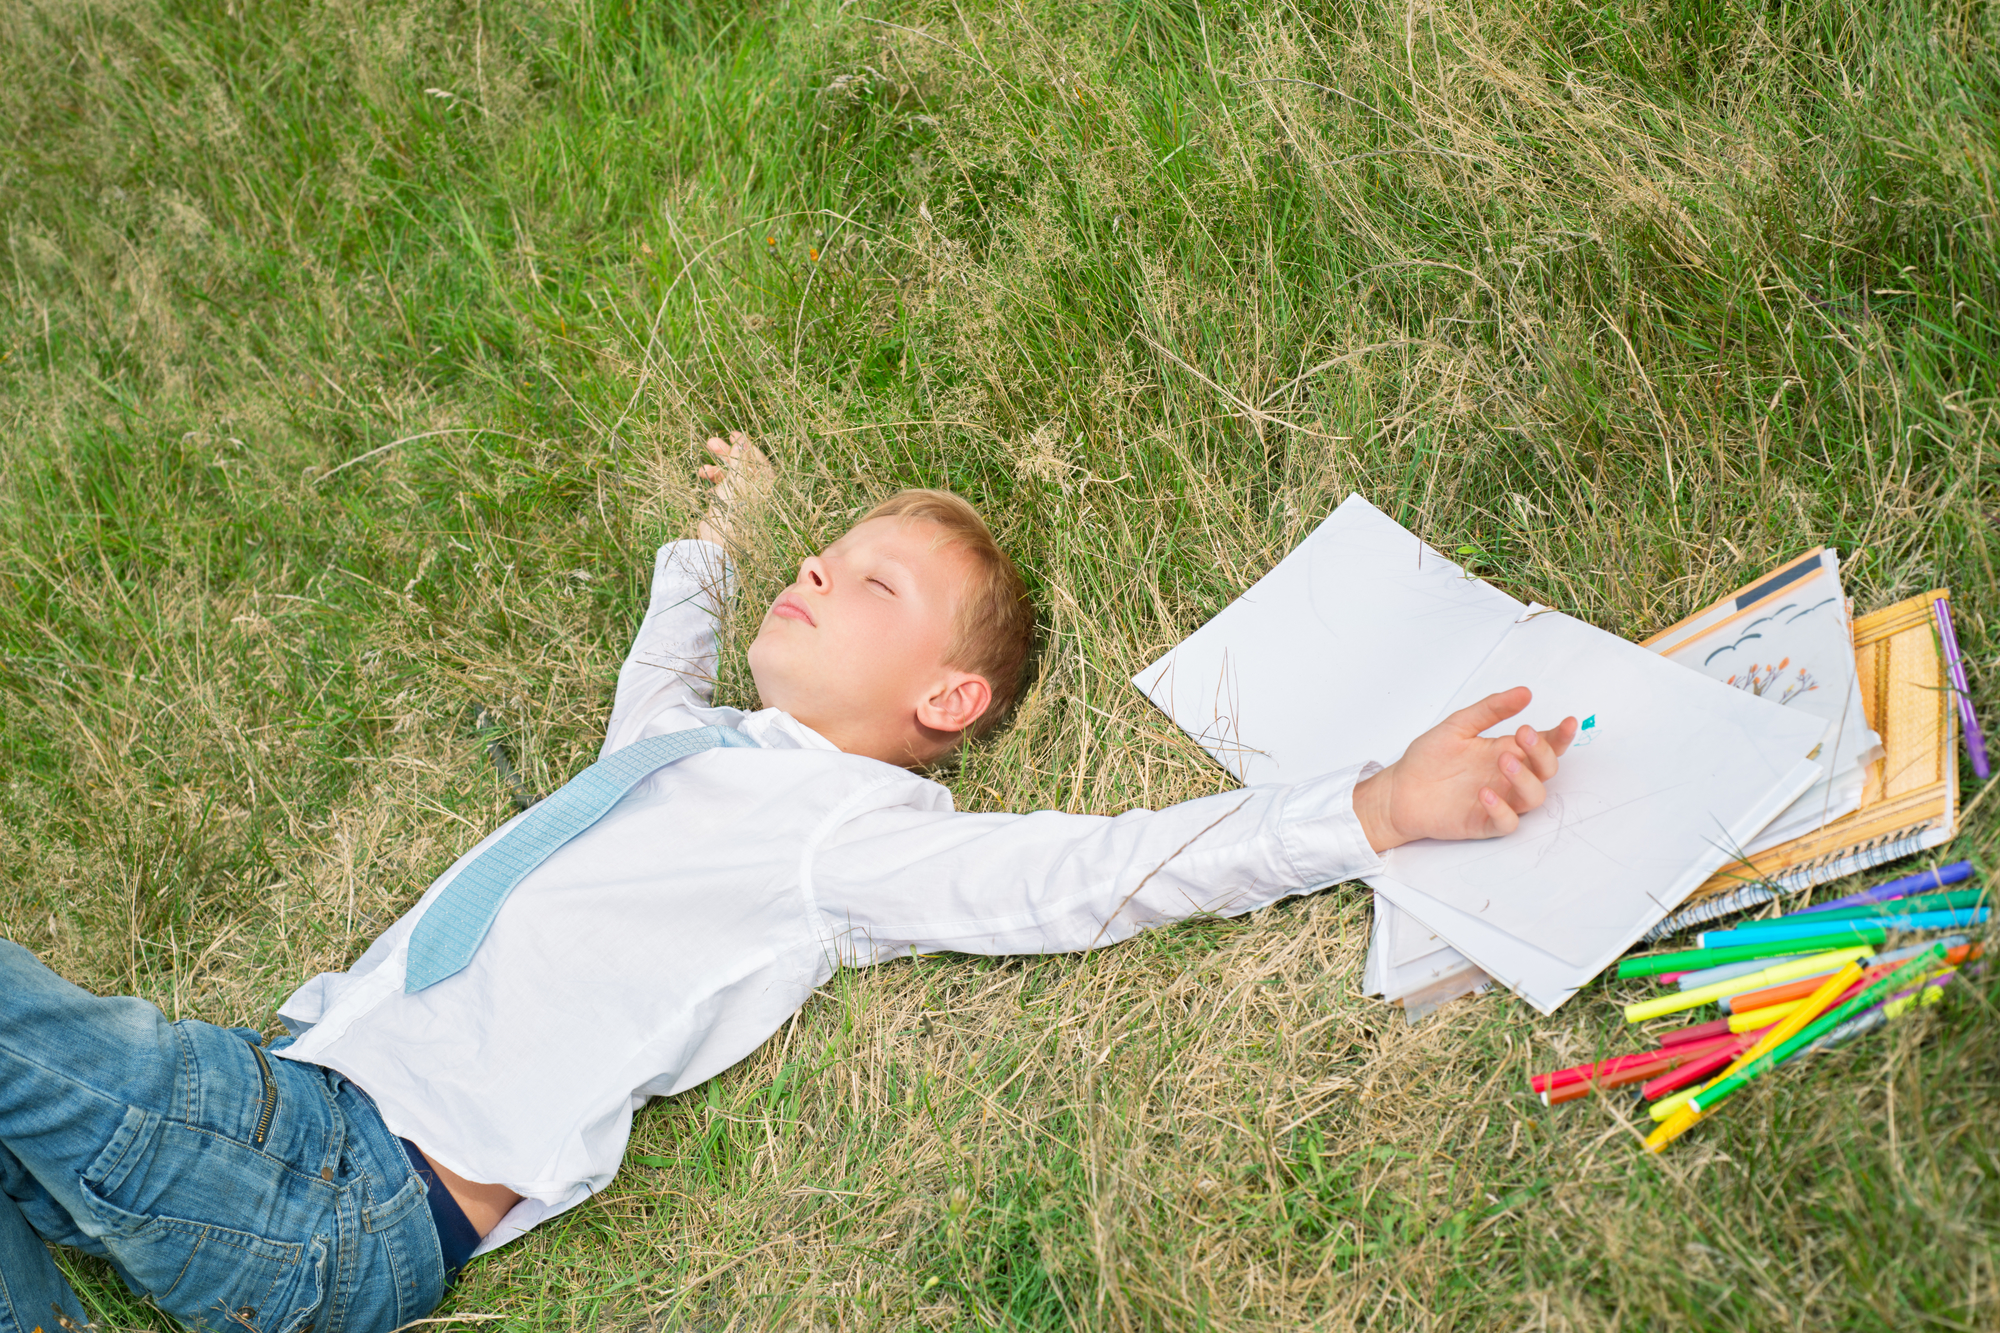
275, 540, 1384, 1254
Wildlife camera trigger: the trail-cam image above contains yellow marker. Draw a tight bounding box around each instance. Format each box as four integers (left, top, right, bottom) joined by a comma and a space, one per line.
1729, 999, 1802, 1033
1650, 962, 1865, 1134
1623, 947, 1872, 1023
1728, 962, 1862, 1067
1646, 1102, 1706, 1152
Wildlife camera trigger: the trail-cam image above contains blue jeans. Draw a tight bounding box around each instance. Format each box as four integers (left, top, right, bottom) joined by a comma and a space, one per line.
0, 940, 448, 1333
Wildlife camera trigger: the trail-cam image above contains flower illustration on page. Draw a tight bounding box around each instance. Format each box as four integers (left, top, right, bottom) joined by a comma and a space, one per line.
1724, 657, 1818, 705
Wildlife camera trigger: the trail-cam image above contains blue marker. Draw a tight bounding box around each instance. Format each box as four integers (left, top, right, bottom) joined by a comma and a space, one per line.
1700, 908, 1989, 949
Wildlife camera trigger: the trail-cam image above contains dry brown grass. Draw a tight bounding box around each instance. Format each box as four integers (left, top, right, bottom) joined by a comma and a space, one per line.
3, 0, 1995, 1327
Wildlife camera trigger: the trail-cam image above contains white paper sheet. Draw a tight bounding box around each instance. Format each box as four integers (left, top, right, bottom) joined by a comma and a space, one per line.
1385, 895, 1453, 967
1135, 494, 1831, 1014
1133, 494, 1525, 784
1380, 611, 1830, 969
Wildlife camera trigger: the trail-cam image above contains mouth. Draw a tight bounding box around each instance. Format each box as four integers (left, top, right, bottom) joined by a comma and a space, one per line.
770, 590, 816, 627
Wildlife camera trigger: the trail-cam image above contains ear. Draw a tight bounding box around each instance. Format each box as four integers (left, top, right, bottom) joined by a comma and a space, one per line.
916, 671, 992, 736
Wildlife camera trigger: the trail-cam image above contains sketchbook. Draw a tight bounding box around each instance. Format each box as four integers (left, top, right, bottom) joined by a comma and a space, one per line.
1134, 494, 1828, 1014
1641, 588, 1959, 939
1643, 548, 1883, 855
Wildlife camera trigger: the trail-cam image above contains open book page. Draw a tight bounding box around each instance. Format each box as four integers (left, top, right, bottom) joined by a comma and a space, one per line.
1647, 550, 1883, 844
1132, 494, 1525, 785
1372, 610, 1827, 1010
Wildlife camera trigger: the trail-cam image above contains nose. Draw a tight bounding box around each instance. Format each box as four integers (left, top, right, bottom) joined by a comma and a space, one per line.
798, 553, 830, 593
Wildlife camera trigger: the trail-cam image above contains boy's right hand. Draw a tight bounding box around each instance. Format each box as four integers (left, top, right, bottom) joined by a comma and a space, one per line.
1351, 687, 1577, 852
694, 431, 775, 549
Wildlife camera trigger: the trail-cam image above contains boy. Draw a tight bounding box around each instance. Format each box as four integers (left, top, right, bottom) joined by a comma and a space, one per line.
0, 435, 1574, 1332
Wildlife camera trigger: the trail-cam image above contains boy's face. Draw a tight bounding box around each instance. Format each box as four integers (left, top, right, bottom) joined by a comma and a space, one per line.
748, 517, 991, 765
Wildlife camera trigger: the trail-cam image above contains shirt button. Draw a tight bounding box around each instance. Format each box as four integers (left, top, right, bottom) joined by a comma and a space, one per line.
322, 1167, 334, 1181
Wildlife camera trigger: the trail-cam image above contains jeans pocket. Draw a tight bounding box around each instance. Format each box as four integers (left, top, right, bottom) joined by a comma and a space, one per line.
75, 1174, 327, 1333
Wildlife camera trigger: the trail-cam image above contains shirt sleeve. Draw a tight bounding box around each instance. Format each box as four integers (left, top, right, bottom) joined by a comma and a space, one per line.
809, 762, 1386, 964
601, 539, 735, 752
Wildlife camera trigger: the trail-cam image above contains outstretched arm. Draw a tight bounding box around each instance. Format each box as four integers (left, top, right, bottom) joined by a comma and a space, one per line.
601, 433, 775, 750
811, 689, 1576, 963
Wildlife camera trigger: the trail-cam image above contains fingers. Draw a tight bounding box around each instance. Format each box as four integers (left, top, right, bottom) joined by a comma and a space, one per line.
1479, 787, 1521, 836
1444, 685, 1532, 738
1514, 724, 1560, 781
1542, 715, 1580, 757
703, 432, 771, 478
1497, 749, 1547, 812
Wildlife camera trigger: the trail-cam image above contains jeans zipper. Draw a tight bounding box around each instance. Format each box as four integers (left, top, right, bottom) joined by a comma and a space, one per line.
249, 1043, 279, 1146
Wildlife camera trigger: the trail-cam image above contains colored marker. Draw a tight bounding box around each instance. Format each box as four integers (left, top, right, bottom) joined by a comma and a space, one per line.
1618, 930, 1885, 982
1721, 939, 1973, 1015
1687, 947, 1951, 1115
1700, 908, 1988, 948
1623, 948, 1874, 1023
1788, 887, 1987, 924
1802, 965, 1980, 1055
1795, 860, 1974, 916
1639, 1033, 1760, 1101
1531, 1049, 1679, 1094
1937, 598, 1991, 780
1656, 1017, 1733, 1048
1673, 954, 1809, 991
1531, 1031, 1741, 1094
1646, 961, 1864, 1151
1540, 1035, 1742, 1104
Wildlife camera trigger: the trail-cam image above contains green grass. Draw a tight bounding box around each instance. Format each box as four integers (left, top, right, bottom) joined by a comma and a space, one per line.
3, 0, 1997, 1327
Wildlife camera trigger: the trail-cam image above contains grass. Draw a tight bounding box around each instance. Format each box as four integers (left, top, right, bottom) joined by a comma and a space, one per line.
2, 0, 1996, 1326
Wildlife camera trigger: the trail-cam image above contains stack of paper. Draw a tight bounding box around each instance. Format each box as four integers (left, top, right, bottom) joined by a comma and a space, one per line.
1360, 899, 1490, 1022
1134, 495, 1828, 1016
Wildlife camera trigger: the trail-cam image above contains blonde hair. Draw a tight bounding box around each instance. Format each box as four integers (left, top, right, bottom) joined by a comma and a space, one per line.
860, 489, 1034, 738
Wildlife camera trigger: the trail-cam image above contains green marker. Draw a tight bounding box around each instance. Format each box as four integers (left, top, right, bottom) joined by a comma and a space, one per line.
1616, 926, 1888, 980
1687, 943, 1951, 1114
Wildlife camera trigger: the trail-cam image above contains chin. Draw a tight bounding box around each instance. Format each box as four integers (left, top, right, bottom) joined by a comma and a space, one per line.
745, 635, 811, 717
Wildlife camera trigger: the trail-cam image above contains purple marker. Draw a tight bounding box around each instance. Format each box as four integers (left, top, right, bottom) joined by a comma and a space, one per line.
1936, 597, 1991, 780
1796, 859, 1976, 915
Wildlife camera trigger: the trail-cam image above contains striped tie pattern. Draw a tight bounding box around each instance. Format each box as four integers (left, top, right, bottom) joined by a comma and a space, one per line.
404, 725, 758, 992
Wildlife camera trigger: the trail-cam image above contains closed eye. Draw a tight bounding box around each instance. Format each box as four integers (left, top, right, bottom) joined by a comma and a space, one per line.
869, 578, 897, 595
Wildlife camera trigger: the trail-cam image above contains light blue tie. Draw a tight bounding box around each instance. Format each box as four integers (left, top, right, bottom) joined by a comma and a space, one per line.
404, 725, 759, 992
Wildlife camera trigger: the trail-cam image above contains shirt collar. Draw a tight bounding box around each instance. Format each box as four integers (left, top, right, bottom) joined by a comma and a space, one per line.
678, 702, 841, 753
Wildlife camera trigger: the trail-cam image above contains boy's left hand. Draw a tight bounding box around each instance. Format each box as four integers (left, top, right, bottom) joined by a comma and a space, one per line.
1351, 686, 1578, 852
694, 431, 776, 549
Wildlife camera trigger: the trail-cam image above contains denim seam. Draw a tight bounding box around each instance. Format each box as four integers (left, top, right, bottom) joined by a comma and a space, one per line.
175, 1022, 199, 1124
157, 1122, 343, 1192
179, 1220, 304, 1262
332, 1180, 357, 1333
82, 1104, 159, 1199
